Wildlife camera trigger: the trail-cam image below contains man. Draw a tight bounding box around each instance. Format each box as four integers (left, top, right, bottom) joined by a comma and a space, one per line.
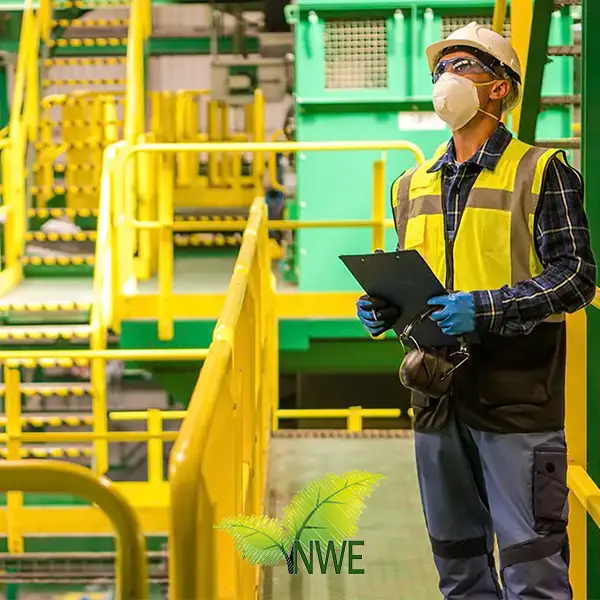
356, 22, 596, 599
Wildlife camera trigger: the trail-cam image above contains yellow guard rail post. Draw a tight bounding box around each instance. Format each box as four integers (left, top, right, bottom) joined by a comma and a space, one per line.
0, 460, 149, 600
169, 196, 277, 600
563, 292, 600, 599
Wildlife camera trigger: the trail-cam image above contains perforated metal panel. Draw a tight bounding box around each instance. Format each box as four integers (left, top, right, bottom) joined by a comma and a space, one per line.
324, 19, 388, 89
441, 16, 511, 39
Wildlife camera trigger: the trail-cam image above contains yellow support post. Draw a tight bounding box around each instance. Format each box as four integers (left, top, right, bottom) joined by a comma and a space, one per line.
91, 357, 109, 475
565, 310, 587, 599
207, 100, 220, 186
372, 158, 386, 251
5, 363, 23, 553
510, 0, 534, 133
147, 409, 164, 486
492, 0, 507, 34
158, 153, 174, 341
347, 406, 363, 432
252, 88, 265, 193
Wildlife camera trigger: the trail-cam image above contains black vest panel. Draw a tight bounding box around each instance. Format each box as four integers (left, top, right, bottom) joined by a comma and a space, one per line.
451, 322, 566, 433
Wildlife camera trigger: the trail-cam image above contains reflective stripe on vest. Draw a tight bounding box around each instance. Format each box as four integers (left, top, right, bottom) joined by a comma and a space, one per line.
391, 137, 566, 324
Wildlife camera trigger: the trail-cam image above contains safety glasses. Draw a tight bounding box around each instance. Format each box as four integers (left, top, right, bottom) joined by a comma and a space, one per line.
432, 56, 498, 83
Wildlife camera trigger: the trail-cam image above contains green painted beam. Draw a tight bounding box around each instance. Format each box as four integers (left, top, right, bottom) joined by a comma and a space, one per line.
0, 35, 260, 55
517, 0, 554, 144
148, 35, 259, 55
280, 340, 404, 373
583, 0, 600, 595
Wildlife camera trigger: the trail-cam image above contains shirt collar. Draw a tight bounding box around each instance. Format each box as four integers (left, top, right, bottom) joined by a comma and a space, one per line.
427, 122, 513, 173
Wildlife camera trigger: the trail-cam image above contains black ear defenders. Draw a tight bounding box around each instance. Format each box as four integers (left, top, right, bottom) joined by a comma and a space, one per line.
398, 308, 470, 399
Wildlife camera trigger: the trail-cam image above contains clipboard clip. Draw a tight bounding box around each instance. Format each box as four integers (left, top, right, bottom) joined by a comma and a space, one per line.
398, 307, 470, 398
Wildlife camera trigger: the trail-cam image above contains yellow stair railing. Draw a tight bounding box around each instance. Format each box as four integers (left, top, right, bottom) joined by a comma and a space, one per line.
0, 460, 148, 599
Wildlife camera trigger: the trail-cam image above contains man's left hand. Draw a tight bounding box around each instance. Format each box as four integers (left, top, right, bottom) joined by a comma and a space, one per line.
428, 292, 475, 336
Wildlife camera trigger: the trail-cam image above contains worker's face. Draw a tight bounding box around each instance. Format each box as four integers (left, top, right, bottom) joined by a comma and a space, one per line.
434, 51, 510, 112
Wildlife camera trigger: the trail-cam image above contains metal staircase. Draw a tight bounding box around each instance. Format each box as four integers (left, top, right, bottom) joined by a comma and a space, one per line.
27, 0, 128, 275
0, 0, 131, 471
515, 0, 581, 149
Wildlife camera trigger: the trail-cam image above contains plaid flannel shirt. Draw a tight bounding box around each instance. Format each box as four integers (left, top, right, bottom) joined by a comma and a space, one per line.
419, 123, 596, 336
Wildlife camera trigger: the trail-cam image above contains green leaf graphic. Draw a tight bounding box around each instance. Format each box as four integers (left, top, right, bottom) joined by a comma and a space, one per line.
215, 514, 291, 566
282, 470, 385, 550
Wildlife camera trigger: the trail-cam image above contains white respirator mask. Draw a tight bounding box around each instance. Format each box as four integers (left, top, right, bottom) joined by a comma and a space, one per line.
432, 72, 500, 131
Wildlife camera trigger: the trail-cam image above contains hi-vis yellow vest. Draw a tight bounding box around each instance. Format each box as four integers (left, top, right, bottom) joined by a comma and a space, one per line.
391, 137, 565, 320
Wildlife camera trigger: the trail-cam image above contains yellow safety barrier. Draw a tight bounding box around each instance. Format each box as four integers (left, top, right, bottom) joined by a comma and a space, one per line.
106, 139, 423, 337
274, 407, 402, 431
1, 0, 41, 297
0, 345, 194, 551
169, 196, 277, 600
0, 460, 148, 599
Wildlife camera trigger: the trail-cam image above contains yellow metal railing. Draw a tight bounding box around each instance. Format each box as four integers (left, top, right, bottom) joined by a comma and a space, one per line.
0, 351, 204, 552
108, 140, 424, 337
0, 460, 148, 599
0, 0, 42, 296
169, 196, 276, 600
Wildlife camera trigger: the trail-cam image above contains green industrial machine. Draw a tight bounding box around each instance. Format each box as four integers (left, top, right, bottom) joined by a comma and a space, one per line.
286, 0, 575, 292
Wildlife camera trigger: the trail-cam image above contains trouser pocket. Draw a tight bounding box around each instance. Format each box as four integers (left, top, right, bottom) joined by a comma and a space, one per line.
533, 444, 568, 533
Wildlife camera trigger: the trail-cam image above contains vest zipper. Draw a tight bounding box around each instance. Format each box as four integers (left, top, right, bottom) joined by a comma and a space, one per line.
440, 192, 454, 292
446, 238, 454, 292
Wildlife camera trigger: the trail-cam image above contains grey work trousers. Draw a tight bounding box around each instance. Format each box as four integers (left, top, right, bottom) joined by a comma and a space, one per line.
415, 410, 572, 599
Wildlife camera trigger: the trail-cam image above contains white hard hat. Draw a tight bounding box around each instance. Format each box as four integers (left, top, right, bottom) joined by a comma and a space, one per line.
426, 22, 522, 111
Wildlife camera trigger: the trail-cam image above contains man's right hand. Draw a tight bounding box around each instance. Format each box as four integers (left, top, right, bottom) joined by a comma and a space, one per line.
356, 295, 401, 337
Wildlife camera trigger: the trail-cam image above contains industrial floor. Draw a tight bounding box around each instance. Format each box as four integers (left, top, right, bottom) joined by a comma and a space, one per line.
262, 433, 439, 600
0, 256, 297, 304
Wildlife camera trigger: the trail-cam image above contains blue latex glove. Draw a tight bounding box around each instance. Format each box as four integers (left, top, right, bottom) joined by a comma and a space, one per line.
356, 295, 401, 337
428, 292, 476, 336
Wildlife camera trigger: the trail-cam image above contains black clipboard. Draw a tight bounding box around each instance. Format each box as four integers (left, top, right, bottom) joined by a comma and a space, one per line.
340, 249, 478, 347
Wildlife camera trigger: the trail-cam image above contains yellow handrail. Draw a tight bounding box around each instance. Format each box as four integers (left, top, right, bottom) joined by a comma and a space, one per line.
169, 196, 276, 599
107, 138, 423, 338
0, 460, 149, 600
121, 139, 425, 162
2, 0, 41, 292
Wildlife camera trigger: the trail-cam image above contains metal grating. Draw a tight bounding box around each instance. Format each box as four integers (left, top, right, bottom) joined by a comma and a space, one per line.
441, 15, 511, 39
324, 18, 388, 89
0, 551, 168, 585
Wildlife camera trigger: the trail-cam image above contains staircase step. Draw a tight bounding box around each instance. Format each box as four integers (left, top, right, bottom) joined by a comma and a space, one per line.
174, 232, 242, 247
6, 358, 90, 368
0, 413, 94, 427
42, 78, 127, 88
44, 57, 127, 67
21, 255, 96, 266
0, 325, 92, 342
0, 446, 93, 458
0, 382, 92, 397
53, 0, 130, 7
25, 231, 97, 243
28, 208, 98, 219
31, 186, 98, 196
46, 37, 128, 49
51, 18, 130, 28
0, 300, 92, 312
